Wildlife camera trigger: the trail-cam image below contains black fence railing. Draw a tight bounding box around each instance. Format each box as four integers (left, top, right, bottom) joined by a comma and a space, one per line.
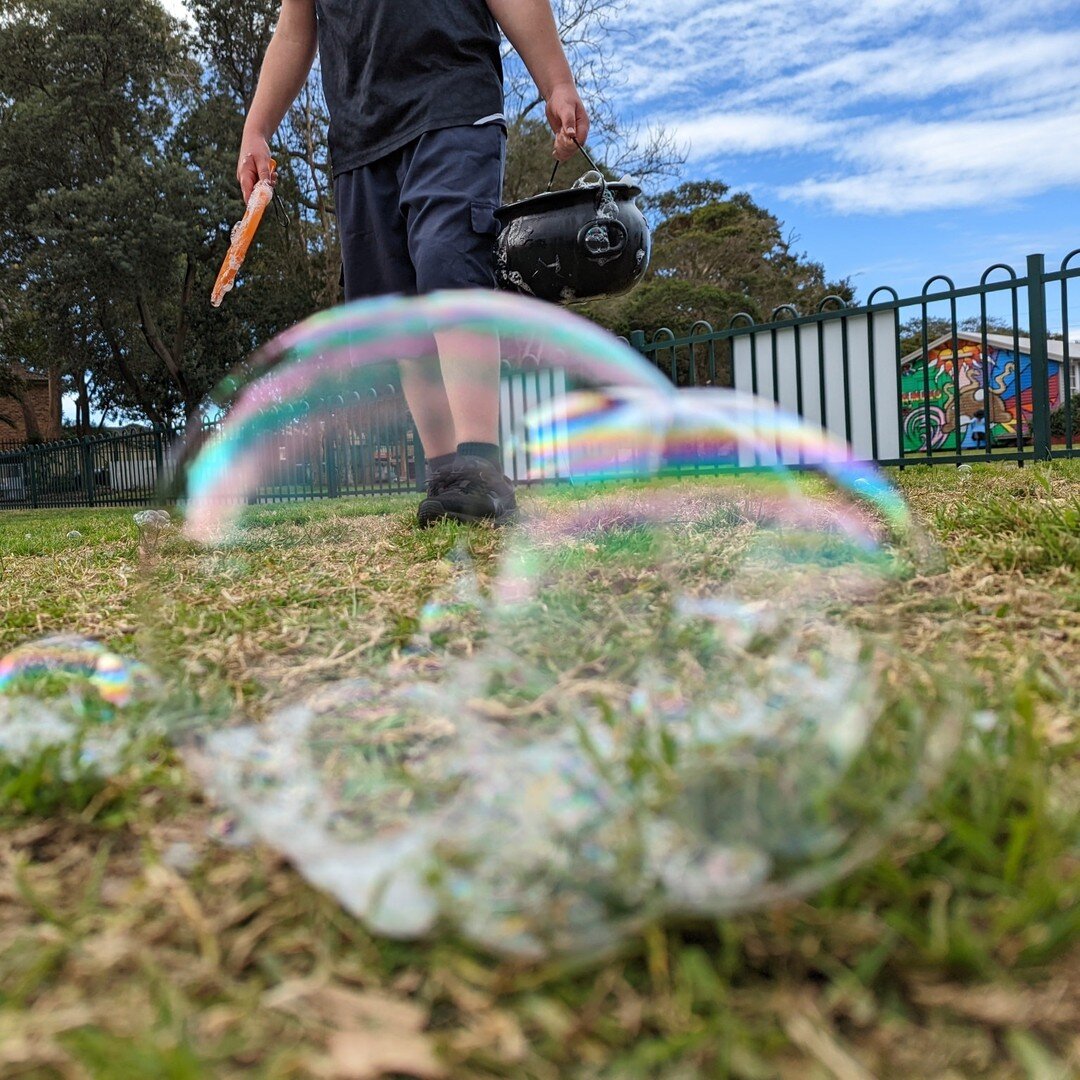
0, 390, 425, 511
1, 428, 167, 510
198, 387, 425, 504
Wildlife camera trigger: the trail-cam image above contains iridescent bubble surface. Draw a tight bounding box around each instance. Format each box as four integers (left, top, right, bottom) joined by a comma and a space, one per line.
0, 635, 156, 778
142, 290, 962, 958
0, 634, 147, 708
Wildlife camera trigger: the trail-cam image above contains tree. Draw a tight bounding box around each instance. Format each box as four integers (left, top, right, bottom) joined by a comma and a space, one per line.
0, 0, 217, 427
0, 0, 325, 431
501, 0, 684, 202
581, 181, 854, 339
503, 116, 603, 204
898, 315, 1018, 359
0, 289, 55, 440
184, 0, 277, 110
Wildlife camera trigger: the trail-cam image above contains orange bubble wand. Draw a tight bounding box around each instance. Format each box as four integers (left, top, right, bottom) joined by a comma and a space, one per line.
211, 161, 276, 308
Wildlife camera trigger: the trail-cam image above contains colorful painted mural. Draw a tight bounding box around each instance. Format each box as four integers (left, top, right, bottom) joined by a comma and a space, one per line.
901, 334, 1063, 452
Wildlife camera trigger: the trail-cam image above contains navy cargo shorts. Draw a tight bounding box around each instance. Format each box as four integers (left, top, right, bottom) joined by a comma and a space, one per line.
335, 123, 506, 300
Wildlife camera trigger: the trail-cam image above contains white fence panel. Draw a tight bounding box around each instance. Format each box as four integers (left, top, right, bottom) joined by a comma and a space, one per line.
109, 456, 157, 492
732, 310, 900, 463
500, 369, 570, 481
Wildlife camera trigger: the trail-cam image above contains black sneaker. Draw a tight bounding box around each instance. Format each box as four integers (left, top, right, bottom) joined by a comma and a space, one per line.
414, 460, 454, 527
417, 455, 517, 527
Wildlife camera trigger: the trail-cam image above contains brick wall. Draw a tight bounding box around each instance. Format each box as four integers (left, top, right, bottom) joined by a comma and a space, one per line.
0, 367, 63, 443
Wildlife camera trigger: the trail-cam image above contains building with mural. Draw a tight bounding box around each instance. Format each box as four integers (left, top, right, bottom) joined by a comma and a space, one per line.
900, 333, 1077, 451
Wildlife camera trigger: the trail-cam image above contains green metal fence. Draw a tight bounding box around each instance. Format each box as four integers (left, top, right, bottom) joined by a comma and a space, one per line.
0, 427, 167, 510
0, 388, 424, 511
196, 386, 425, 505
628, 250, 1079, 467
3, 249, 1077, 512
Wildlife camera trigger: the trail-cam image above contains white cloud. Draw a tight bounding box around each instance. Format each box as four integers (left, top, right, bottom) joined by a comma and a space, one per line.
781, 106, 1080, 213
608, 0, 1080, 213
739, 31, 1080, 114
667, 112, 842, 155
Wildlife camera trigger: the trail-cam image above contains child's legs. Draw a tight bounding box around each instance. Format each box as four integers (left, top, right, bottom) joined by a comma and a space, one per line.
334, 125, 507, 456
402, 125, 506, 447
397, 359, 458, 460
335, 161, 457, 459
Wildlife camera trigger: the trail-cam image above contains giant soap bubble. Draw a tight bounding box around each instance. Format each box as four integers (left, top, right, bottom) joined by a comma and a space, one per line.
143, 290, 961, 958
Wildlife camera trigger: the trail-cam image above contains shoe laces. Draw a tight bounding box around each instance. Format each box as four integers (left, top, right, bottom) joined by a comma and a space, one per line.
427, 460, 487, 496
429, 457, 514, 498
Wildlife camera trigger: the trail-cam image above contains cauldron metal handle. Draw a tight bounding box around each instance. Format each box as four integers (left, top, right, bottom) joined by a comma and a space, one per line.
578, 218, 627, 259
546, 138, 609, 208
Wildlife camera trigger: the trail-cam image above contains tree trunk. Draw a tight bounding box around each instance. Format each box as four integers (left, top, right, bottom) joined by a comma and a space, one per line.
102, 321, 169, 428
14, 386, 44, 443
73, 368, 90, 436
288, 83, 340, 306
47, 362, 63, 436
135, 287, 198, 416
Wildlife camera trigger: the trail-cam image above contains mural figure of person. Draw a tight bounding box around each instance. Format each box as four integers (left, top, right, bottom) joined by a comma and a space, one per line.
961, 408, 987, 450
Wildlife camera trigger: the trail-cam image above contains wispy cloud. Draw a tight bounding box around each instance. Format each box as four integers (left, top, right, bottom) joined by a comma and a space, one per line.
610, 0, 1080, 214
784, 105, 1080, 212
666, 112, 843, 155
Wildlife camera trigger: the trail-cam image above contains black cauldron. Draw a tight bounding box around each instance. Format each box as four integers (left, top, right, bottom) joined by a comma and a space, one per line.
494, 164, 651, 305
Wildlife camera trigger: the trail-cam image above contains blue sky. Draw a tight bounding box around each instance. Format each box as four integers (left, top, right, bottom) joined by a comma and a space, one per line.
163, 0, 1080, 326
611, 0, 1080, 320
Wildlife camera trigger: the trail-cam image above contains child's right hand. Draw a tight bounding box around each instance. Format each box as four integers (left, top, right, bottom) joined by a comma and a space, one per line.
236, 133, 277, 203
546, 83, 590, 162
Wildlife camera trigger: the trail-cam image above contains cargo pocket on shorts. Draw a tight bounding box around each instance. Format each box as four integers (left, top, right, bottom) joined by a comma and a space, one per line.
469, 202, 500, 287
470, 202, 499, 237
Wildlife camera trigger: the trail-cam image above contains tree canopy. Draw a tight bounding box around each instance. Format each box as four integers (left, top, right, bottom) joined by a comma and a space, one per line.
0, 0, 852, 434
582, 181, 854, 338
0, 0, 325, 432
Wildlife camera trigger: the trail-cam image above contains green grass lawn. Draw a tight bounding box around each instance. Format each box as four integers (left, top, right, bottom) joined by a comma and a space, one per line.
0, 462, 1078, 1079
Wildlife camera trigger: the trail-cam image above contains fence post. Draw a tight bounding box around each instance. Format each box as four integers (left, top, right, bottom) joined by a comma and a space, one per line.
27, 447, 40, 509
153, 425, 165, 483
412, 419, 426, 493
1026, 254, 1052, 461
325, 429, 340, 498
80, 436, 95, 507
628, 330, 647, 355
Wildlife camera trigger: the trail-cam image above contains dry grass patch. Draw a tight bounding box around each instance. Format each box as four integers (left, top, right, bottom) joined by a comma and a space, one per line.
0, 463, 1078, 1078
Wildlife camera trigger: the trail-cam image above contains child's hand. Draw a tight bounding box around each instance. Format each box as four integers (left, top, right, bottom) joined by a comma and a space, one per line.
546, 84, 590, 161
236, 133, 278, 203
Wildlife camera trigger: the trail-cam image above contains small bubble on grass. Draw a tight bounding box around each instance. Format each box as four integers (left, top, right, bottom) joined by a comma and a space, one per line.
134, 509, 171, 529
0, 635, 158, 781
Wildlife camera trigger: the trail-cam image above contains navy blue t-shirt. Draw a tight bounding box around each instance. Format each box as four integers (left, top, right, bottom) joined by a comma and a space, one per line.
314, 0, 505, 175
